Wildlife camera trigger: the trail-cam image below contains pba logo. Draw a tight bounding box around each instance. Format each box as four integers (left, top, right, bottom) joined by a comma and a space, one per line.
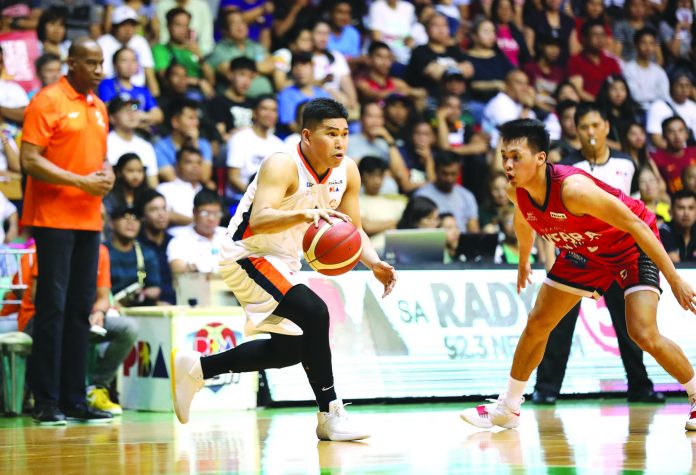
190, 322, 243, 391
123, 341, 169, 379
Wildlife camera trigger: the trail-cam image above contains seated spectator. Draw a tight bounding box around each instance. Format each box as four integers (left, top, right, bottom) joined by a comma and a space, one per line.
311, 20, 358, 116
355, 41, 427, 107
659, 189, 696, 262
383, 94, 416, 148
621, 122, 669, 198
358, 156, 408, 253
103, 153, 150, 217
622, 27, 670, 112
98, 47, 164, 128
0, 122, 19, 174
218, 0, 274, 50
414, 152, 480, 232
102, 0, 159, 43
682, 164, 696, 193
522, 35, 566, 114
637, 166, 671, 224
491, 0, 530, 67
107, 205, 161, 307
36, 7, 70, 69
0, 191, 17, 244
277, 52, 331, 133
522, 0, 574, 62
29, 0, 102, 39
596, 75, 642, 149
157, 63, 208, 111
151, 7, 214, 96
97, 6, 158, 97
659, 0, 694, 62
156, 146, 205, 234
399, 120, 438, 189
168, 189, 226, 274
14, 243, 137, 415
613, 0, 661, 63
206, 10, 274, 97
650, 116, 696, 193
210, 56, 256, 143
483, 69, 537, 147
28, 53, 62, 99
646, 71, 696, 149
154, 98, 214, 185
397, 195, 440, 229
567, 19, 622, 102
368, 0, 418, 68
547, 100, 581, 163
0, 46, 29, 127
270, 25, 314, 91
227, 95, 285, 197
568, 0, 617, 57
106, 97, 159, 187
494, 207, 537, 264
346, 101, 411, 194
156, 0, 214, 56
439, 212, 462, 263
138, 189, 176, 305
327, 0, 361, 60
478, 171, 514, 233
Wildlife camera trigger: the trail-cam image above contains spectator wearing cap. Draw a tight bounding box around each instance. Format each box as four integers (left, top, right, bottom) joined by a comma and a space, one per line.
107, 97, 159, 187
277, 53, 331, 132
156, 145, 204, 235
522, 35, 566, 114
97, 5, 159, 97
206, 10, 274, 98
622, 28, 670, 111
650, 116, 696, 194
167, 189, 226, 275
107, 205, 161, 307
355, 42, 427, 107
483, 69, 537, 147
646, 71, 696, 149
101, 1, 159, 43
97, 47, 164, 128
151, 7, 214, 94
567, 19, 622, 102
138, 189, 176, 304
209, 56, 256, 143
156, 0, 214, 56
406, 14, 474, 96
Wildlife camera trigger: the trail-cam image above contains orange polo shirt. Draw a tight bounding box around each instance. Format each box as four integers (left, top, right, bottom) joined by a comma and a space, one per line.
21, 76, 108, 231
15, 244, 111, 331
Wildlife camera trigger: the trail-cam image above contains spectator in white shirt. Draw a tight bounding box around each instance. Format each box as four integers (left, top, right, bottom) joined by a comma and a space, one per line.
156, 146, 204, 236
107, 97, 158, 187
0, 191, 17, 244
483, 69, 537, 147
0, 46, 29, 126
367, 0, 417, 67
622, 27, 670, 111
646, 70, 696, 149
167, 189, 226, 274
227, 95, 286, 196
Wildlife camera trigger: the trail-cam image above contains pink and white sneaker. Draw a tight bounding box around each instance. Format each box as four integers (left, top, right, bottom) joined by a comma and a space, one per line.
686, 399, 696, 431
460, 394, 523, 429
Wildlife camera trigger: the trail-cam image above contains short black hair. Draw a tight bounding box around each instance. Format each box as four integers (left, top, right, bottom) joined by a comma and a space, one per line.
301, 98, 348, 131
166, 7, 191, 26
556, 99, 579, 118
434, 150, 460, 169
368, 41, 390, 56
35, 52, 61, 73
581, 18, 606, 39
37, 7, 66, 43
661, 115, 687, 136
168, 98, 199, 121
291, 51, 314, 68
194, 188, 221, 209
358, 156, 388, 175
113, 46, 134, 65
672, 188, 696, 204
574, 101, 607, 125
176, 145, 202, 163
252, 93, 277, 109
633, 26, 657, 46
499, 119, 550, 155
138, 188, 166, 210
229, 56, 256, 73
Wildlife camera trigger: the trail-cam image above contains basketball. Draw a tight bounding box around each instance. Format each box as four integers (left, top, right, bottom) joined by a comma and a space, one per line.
303, 218, 363, 276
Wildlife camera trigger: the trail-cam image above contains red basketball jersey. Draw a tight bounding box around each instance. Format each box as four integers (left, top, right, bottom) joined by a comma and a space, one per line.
516, 164, 657, 265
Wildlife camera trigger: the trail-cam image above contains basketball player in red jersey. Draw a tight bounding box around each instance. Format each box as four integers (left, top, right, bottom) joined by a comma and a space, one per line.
461, 118, 696, 431
170, 98, 397, 441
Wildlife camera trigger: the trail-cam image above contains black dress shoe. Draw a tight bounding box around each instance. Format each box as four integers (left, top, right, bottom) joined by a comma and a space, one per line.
32, 406, 67, 426
531, 390, 557, 405
627, 390, 666, 403
61, 404, 114, 423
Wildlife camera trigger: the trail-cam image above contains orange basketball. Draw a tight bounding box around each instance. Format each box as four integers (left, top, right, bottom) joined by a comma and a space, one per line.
303, 218, 363, 276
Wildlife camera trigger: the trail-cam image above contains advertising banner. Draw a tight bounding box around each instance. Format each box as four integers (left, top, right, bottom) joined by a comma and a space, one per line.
0, 30, 40, 93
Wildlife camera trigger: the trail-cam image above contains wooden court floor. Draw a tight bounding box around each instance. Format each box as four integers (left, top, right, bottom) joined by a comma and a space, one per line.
1, 399, 695, 474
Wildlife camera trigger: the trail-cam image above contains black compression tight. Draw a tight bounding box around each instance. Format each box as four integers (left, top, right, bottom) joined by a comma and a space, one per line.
200, 284, 337, 411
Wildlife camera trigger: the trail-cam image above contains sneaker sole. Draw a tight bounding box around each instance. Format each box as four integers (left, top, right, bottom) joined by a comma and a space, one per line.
170, 347, 185, 424
318, 432, 370, 442
459, 413, 493, 429
686, 421, 696, 431
33, 419, 67, 426
65, 417, 113, 424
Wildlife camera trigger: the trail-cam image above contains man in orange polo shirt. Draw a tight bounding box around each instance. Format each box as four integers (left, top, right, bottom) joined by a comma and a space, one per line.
20, 38, 115, 425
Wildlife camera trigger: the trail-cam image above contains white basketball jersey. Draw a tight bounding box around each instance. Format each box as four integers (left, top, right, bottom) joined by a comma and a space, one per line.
222, 144, 349, 271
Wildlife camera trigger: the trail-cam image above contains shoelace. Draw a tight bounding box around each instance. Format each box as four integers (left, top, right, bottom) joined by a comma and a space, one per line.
333, 402, 352, 418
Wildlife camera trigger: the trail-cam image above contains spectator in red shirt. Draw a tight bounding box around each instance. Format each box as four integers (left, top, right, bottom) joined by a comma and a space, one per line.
567, 19, 622, 101
523, 34, 566, 113
650, 116, 696, 194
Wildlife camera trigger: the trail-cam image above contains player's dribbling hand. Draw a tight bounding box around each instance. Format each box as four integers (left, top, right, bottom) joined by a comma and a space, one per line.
304, 208, 352, 227
371, 261, 397, 298
670, 277, 696, 315
517, 261, 533, 294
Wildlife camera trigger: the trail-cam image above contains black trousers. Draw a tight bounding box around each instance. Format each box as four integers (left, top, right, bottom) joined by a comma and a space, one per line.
534, 282, 653, 397
30, 227, 100, 408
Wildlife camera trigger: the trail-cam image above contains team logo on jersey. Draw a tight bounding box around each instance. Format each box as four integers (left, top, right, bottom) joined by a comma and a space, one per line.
329, 186, 341, 193
526, 212, 537, 221
550, 212, 567, 220
328, 199, 338, 208
588, 246, 598, 253
619, 269, 628, 280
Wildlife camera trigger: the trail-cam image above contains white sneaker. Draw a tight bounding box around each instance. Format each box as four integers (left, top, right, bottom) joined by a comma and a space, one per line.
316, 400, 370, 441
686, 398, 696, 431
460, 394, 523, 429
171, 348, 204, 424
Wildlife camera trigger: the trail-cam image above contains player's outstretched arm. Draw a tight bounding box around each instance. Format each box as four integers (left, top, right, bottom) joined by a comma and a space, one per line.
563, 175, 696, 314
507, 185, 536, 294
338, 159, 397, 297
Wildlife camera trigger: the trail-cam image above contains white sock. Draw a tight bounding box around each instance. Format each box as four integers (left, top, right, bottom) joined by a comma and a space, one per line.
682, 374, 696, 402
504, 377, 527, 411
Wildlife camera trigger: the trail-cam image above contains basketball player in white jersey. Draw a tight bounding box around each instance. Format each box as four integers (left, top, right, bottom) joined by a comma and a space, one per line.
171, 98, 397, 441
